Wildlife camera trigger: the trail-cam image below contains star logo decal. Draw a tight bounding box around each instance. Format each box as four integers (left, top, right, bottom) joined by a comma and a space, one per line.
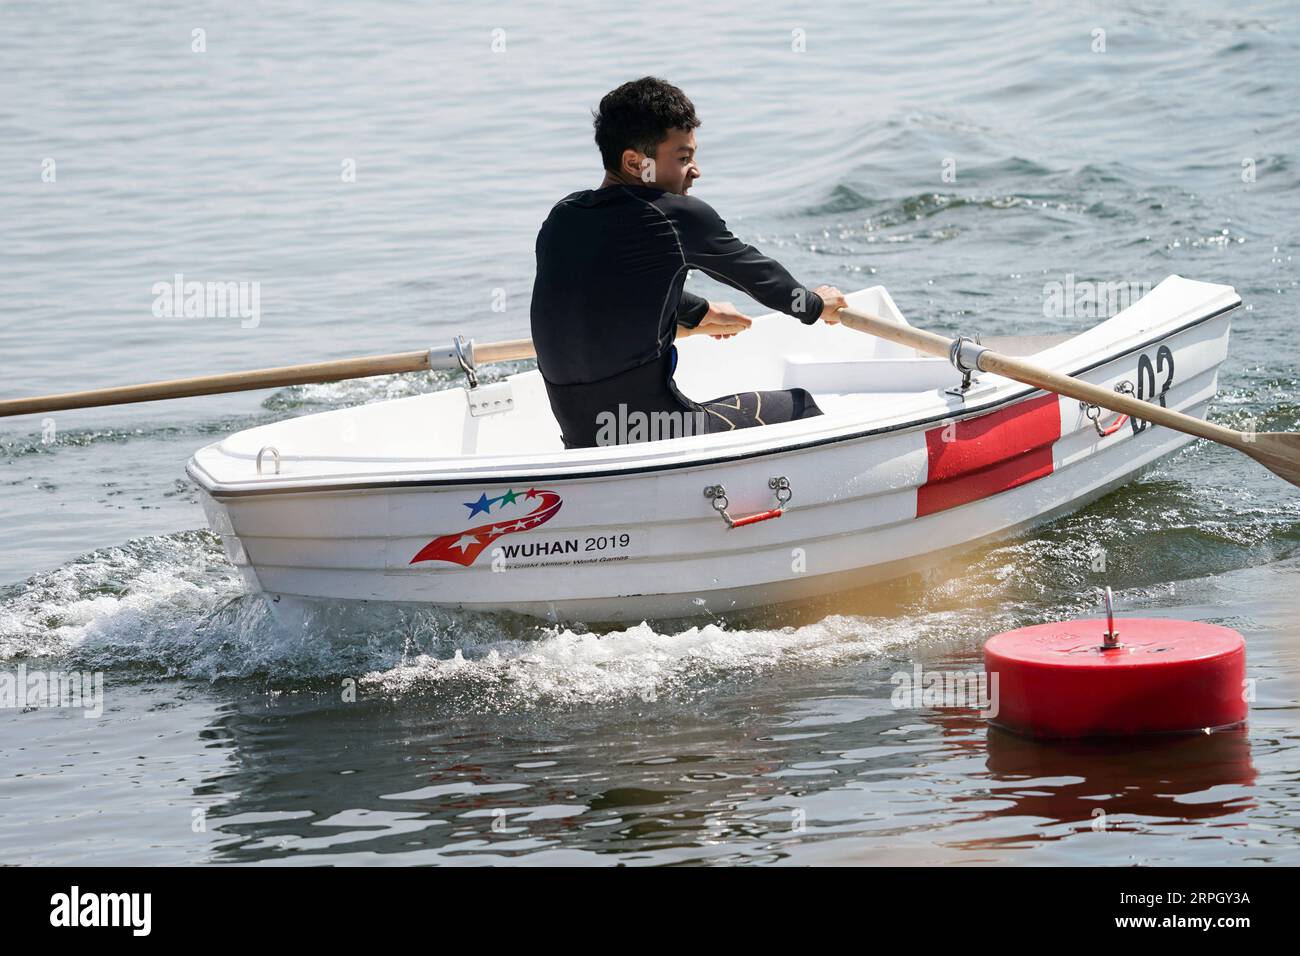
412, 489, 564, 567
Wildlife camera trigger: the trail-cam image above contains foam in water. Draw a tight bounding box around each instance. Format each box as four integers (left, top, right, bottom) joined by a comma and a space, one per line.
358, 613, 914, 711
0, 530, 962, 703
263, 360, 532, 413
4, 506, 1290, 708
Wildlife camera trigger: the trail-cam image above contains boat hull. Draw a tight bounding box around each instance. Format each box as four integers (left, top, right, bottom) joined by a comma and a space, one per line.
192, 282, 1235, 623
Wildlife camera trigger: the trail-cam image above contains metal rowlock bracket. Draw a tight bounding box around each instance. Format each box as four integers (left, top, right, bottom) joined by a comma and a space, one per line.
426, 336, 477, 384
428, 336, 515, 417
704, 476, 792, 528
944, 332, 989, 399
453, 335, 478, 389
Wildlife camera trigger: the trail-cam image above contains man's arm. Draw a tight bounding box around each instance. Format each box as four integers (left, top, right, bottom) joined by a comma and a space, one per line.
675, 290, 710, 329
670, 196, 825, 324
676, 301, 753, 340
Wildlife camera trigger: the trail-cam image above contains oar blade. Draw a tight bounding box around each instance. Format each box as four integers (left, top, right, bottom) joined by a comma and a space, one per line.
1240, 432, 1300, 488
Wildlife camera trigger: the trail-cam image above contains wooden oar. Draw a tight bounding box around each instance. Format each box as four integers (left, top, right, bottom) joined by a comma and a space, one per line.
0, 338, 537, 418
7, 307, 1296, 488
0, 320, 746, 419
837, 306, 1300, 488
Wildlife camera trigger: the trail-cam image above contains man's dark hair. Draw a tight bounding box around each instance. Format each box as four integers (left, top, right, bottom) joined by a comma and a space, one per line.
593, 77, 700, 173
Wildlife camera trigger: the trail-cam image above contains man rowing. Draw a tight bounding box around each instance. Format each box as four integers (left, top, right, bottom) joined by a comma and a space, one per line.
529, 76, 847, 449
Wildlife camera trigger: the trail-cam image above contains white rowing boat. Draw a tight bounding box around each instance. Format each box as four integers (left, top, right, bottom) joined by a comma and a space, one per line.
186, 275, 1239, 622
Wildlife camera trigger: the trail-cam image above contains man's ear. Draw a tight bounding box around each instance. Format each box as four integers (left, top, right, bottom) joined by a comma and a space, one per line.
621, 148, 652, 182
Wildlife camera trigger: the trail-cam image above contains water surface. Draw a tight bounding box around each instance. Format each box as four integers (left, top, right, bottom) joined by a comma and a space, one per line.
1, 0, 1297, 865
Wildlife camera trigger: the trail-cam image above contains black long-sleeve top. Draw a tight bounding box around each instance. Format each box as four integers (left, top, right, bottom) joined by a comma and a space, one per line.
530, 184, 823, 387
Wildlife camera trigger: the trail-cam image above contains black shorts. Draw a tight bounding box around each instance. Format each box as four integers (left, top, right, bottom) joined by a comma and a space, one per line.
543, 347, 823, 449
695, 388, 823, 433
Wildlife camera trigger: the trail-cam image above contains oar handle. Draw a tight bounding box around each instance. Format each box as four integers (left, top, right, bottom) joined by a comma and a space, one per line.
475, 338, 537, 364
0, 337, 537, 418
836, 306, 1246, 449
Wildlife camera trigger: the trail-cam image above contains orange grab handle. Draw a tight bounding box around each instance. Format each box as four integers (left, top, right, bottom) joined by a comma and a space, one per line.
728, 508, 785, 528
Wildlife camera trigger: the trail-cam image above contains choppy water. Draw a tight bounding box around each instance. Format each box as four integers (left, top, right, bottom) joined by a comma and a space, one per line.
1, 0, 1298, 864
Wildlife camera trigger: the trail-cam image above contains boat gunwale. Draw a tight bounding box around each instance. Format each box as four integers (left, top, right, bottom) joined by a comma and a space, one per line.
189, 297, 1240, 499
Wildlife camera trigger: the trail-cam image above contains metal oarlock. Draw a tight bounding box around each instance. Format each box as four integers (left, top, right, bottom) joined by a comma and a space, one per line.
453, 335, 478, 389
426, 337, 477, 380
704, 476, 792, 528
944, 333, 989, 398
427, 335, 515, 416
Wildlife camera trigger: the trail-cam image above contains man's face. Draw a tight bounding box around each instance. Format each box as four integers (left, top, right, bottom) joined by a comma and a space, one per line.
645, 127, 700, 195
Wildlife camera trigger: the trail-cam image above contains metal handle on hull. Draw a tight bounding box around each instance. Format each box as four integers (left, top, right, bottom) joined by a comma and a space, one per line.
1083, 404, 1129, 437
256, 446, 281, 475
704, 477, 792, 528
1081, 381, 1134, 437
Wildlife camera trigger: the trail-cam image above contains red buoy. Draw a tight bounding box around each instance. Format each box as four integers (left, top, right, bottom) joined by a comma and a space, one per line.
983, 607, 1247, 739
